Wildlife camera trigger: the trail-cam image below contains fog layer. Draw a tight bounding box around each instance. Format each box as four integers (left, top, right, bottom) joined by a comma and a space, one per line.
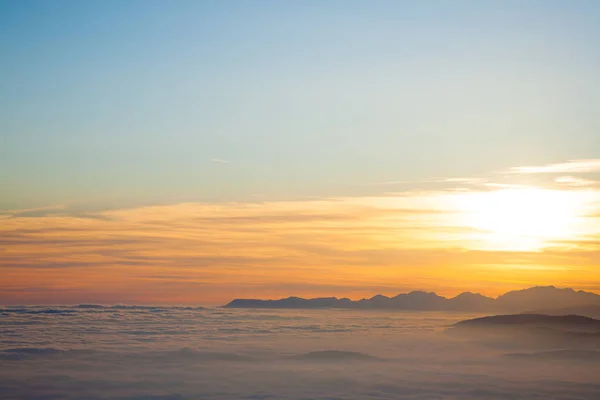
1, 306, 599, 399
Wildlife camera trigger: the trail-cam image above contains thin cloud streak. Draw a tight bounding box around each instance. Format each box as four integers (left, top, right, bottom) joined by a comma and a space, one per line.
555, 176, 600, 188
509, 159, 600, 174
208, 158, 229, 163
362, 180, 414, 186
366, 178, 485, 187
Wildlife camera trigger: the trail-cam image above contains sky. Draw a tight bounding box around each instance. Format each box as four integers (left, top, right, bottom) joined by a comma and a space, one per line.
1, 0, 600, 305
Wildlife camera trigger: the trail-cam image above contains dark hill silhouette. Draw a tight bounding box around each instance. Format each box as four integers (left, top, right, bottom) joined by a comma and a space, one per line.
447, 313, 600, 351
224, 286, 600, 312
453, 314, 600, 329
528, 304, 600, 319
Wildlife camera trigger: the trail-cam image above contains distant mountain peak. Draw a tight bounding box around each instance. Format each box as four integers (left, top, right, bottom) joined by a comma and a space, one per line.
496, 286, 600, 311
224, 286, 600, 312
454, 292, 485, 298
407, 290, 438, 295
370, 294, 390, 300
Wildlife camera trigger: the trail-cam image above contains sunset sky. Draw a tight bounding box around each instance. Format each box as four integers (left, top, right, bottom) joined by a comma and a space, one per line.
1, 1, 600, 305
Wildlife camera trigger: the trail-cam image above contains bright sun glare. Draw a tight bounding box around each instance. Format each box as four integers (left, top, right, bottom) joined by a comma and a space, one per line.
457, 188, 584, 251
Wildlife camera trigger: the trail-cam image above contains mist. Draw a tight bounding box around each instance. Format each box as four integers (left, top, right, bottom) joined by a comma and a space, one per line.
1, 306, 599, 400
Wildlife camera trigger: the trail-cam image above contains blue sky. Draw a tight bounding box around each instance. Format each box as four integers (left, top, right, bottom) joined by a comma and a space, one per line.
2, 0, 600, 210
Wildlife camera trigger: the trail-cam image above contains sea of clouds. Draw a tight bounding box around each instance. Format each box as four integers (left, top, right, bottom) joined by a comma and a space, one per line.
1, 306, 599, 399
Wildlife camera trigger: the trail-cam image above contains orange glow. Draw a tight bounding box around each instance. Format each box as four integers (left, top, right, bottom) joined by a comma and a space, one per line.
453, 188, 593, 251
1, 187, 599, 305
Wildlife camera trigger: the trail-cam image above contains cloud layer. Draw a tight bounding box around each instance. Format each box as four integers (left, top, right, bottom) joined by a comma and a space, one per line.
1, 307, 599, 399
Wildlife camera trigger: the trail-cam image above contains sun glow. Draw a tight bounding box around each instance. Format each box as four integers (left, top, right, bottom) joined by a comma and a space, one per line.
456, 188, 586, 251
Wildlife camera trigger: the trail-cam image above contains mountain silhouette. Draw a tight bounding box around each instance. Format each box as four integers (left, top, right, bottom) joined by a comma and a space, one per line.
224, 286, 600, 312
447, 292, 497, 311
496, 286, 600, 311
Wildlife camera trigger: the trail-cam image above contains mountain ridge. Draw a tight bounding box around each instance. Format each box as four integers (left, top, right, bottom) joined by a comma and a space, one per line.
224, 286, 600, 312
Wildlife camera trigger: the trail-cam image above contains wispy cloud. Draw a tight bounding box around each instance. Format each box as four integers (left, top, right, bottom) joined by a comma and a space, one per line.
484, 183, 531, 189
442, 178, 484, 184
2, 185, 600, 304
554, 176, 599, 188
208, 158, 229, 163
509, 159, 600, 174
364, 180, 413, 186
366, 177, 484, 187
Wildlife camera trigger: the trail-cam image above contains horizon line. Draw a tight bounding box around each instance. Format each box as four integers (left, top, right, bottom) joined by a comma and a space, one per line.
3, 285, 595, 308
